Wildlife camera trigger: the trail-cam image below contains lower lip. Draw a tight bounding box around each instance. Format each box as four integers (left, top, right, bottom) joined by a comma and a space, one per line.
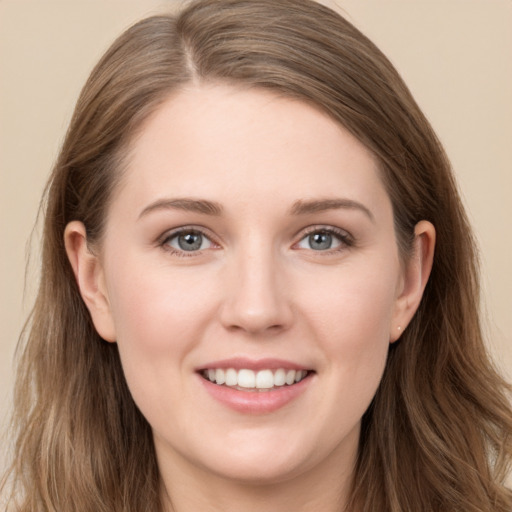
198, 373, 313, 414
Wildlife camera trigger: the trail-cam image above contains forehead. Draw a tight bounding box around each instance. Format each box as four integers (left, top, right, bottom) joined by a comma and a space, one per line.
116, 83, 389, 216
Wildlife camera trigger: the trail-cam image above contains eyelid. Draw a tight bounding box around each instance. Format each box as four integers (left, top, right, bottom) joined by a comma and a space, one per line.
158, 225, 220, 255
293, 225, 354, 251
156, 224, 354, 256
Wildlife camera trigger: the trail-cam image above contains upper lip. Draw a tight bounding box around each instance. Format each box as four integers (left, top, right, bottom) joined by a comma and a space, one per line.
196, 357, 312, 372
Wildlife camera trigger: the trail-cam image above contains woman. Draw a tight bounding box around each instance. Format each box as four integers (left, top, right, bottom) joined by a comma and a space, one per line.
2, 0, 511, 510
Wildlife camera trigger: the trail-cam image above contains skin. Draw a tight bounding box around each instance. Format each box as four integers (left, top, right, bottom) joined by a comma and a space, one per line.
65, 84, 435, 512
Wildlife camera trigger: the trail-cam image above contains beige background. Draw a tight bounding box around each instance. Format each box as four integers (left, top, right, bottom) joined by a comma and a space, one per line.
1, 0, 511, 471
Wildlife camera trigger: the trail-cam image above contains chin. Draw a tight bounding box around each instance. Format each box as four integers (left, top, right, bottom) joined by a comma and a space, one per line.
206, 453, 310, 486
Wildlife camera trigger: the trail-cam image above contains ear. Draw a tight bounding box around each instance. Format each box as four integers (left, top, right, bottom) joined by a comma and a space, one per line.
64, 221, 117, 342
390, 220, 436, 342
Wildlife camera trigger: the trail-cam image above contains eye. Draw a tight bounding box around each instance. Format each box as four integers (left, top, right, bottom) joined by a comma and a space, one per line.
163, 229, 214, 253
296, 228, 351, 251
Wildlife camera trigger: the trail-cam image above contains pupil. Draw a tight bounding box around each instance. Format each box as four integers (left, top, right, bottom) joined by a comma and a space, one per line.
310, 232, 332, 250
178, 232, 202, 251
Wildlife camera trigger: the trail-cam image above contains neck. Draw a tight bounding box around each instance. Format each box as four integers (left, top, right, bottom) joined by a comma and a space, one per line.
157, 437, 357, 512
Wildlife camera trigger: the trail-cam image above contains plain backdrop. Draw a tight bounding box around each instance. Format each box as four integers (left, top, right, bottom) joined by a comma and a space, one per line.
1, 0, 511, 471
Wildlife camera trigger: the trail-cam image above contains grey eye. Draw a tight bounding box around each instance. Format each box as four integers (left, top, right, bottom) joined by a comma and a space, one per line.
297, 230, 343, 251
167, 231, 212, 252
309, 232, 333, 250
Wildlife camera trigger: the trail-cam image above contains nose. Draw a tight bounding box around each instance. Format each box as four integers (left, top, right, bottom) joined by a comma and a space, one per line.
219, 247, 293, 335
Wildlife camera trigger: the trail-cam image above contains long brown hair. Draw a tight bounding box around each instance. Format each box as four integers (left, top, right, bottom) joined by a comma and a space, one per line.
3, 1, 511, 510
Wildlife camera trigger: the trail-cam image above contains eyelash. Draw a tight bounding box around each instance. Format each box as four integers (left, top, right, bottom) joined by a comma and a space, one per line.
159, 225, 354, 257
297, 225, 354, 253
159, 226, 218, 258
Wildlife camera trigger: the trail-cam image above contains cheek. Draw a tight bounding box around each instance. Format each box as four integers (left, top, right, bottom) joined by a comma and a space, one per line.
107, 258, 213, 348
302, 256, 399, 391
104, 259, 218, 401
307, 258, 398, 343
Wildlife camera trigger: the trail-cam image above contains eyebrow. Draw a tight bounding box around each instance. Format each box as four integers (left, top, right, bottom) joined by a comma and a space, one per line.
138, 196, 374, 222
289, 198, 375, 222
138, 198, 223, 219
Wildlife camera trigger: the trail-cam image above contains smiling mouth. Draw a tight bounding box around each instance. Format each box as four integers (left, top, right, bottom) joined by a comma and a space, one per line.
200, 368, 312, 392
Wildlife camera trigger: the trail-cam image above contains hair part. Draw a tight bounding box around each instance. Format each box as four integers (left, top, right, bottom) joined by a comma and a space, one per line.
3, 1, 511, 511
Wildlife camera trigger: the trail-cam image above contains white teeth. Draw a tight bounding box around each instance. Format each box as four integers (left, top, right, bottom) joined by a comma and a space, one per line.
274, 368, 286, 386
225, 368, 238, 386
215, 368, 226, 385
203, 367, 309, 390
285, 370, 296, 385
237, 369, 256, 388
255, 370, 274, 389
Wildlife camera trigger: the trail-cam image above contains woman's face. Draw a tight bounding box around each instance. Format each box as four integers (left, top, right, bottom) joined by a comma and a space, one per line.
76, 84, 424, 486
